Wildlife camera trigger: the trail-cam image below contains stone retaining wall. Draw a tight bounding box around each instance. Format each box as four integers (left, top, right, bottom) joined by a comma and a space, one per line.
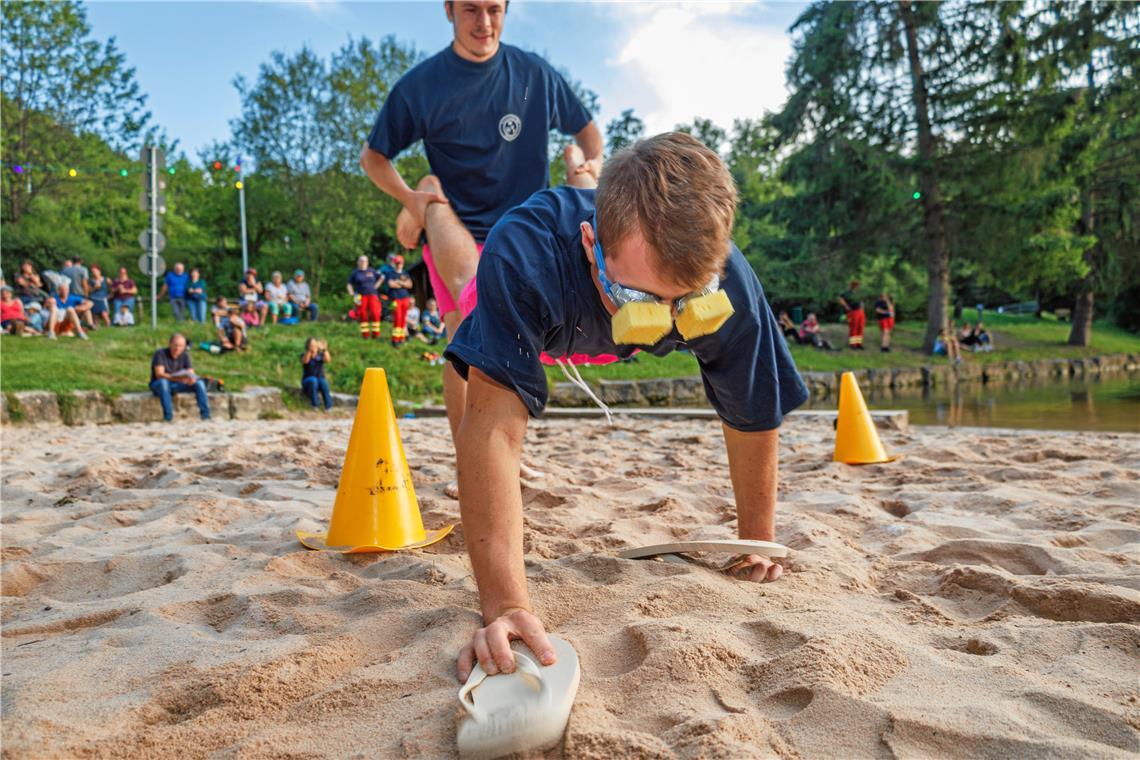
3, 353, 1135, 424
4, 387, 286, 426
550, 352, 1140, 407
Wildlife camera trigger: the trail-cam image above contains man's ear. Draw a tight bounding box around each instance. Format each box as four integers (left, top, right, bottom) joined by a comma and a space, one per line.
444, 1, 454, 23
580, 221, 596, 265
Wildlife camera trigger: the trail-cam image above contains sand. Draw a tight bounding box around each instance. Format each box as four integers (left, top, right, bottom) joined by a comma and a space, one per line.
2, 415, 1139, 758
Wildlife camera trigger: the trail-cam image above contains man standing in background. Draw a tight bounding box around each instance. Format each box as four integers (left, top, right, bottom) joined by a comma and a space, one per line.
839, 280, 865, 350
346, 255, 384, 339
360, 0, 604, 440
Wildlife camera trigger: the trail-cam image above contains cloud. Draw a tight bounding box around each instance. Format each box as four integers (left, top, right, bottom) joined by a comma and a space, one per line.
599, 2, 791, 136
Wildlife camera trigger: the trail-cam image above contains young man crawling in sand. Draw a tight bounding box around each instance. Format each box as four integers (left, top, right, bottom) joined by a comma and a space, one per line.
444, 132, 809, 682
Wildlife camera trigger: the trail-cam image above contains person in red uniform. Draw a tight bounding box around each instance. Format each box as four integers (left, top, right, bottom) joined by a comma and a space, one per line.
346, 256, 385, 339
387, 255, 414, 346
839, 280, 865, 350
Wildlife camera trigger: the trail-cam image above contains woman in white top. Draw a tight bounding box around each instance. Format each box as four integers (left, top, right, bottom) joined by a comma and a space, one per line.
265, 271, 294, 324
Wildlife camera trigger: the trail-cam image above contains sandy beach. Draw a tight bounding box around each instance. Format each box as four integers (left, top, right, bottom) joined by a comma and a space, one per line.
2, 415, 1138, 758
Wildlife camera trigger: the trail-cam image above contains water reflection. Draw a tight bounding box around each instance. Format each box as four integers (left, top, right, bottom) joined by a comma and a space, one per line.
804, 371, 1140, 432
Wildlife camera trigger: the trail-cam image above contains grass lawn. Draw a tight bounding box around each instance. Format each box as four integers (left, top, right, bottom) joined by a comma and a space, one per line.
2, 308, 1136, 405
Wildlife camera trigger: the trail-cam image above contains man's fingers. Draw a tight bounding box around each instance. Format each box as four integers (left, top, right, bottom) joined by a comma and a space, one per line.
457, 644, 475, 683
486, 623, 517, 674
513, 615, 556, 666
472, 629, 497, 676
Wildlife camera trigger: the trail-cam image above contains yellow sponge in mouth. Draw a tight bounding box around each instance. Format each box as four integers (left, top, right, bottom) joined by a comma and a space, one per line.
611, 302, 673, 345
676, 290, 734, 340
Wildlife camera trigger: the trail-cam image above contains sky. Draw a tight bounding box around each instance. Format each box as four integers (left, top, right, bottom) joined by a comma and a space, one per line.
85, 0, 808, 162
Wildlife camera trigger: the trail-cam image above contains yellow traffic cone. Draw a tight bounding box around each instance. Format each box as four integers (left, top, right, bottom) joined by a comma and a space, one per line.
297, 367, 454, 552
833, 371, 898, 465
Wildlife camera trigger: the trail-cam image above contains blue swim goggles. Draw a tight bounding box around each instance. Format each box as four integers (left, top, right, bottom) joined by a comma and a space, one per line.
591, 213, 734, 344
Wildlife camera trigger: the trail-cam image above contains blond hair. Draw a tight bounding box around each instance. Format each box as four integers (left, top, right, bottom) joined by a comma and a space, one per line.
596, 132, 738, 290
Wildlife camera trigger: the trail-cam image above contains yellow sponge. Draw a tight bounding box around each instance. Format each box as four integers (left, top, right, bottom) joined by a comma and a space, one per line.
612, 302, 673, 345
676, 290, 734, 340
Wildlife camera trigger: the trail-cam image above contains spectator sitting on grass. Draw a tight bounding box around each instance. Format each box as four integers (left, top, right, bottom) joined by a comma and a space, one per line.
974, 322, 993, 351
934, 323, 963, 363
47, 281, 90, 340
406, 301, 422, 340
60, 257, 90, 299
798, 312, 834, 351
113, 303, 135, 327
301, 337, 333, 410
218, 306, 248, 352
211, 296, 231, 327
777, 310, 802, 343
88, 265, 111, 328
150, 333, 211, 422
111, 267, 138, 315
240, 300, 261, 328
14, 261, 49, 307
287, 269, 318, 321
24, 301, 47, 334
238, 269, 269, 325
265, 271, 293, 324
1, 286, 32, 335
418, 297, 446, 344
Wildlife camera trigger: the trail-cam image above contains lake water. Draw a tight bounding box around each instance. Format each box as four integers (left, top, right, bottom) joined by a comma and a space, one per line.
805, 372, 1140, 433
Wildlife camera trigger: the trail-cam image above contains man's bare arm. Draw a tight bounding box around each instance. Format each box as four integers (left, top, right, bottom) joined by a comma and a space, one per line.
455, 368, 554, 681
359, 145, 447, 227
722, 424, 784, 582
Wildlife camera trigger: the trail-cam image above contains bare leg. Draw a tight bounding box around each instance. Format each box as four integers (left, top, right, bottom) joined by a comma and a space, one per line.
421, 176, 480, 302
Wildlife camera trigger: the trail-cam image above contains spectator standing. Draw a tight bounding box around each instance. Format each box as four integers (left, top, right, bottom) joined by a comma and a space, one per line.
60, 257, 90, 297
88, 265, 111, 328
301, 337, 333, 410
838, 280, 865, 350
387, 255, 413, 346
149, 333, 211, 421
238, 269, 269, 325
265, 271, 293, 324
346, 255, 384, 339
874, 290, 895, 352
111, 267, 138, 315
286, 270, 318, 321
160, 262, 190, 321
186, 267, 208, 323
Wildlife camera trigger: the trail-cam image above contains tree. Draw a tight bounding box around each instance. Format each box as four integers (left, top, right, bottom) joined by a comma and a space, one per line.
676, 117, 727, 154
605, 108, 644, 154
1, 0, 151, 223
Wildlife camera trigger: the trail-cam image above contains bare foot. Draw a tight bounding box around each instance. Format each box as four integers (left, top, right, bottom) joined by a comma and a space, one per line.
563, 144, 598, 189
396, 206, 423, 250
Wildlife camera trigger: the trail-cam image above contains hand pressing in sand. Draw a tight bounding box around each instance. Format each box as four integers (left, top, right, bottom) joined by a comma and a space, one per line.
725, 554, 783, 583
457, 608, 556, 683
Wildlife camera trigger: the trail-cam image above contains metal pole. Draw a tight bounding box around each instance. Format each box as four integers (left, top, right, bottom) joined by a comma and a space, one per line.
238, 162, 249, 274
150, 146, 158, 330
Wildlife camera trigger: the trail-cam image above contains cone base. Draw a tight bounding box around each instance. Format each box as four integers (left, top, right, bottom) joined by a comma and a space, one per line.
296, 524, 454, 553
834, 454, 903, 466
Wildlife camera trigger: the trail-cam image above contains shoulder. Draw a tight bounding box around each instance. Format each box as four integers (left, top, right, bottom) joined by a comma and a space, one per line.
485, 187, 591, 260
395, 47, 450, 87
512, 46, 558, 76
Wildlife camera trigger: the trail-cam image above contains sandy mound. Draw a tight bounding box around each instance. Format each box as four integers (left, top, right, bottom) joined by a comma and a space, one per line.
2, 417, 1138, 758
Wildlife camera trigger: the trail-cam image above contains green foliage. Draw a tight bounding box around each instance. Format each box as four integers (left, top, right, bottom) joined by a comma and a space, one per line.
605, 109, 644, 155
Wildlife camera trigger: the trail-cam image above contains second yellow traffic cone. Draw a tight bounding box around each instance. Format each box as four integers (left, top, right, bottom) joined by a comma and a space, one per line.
297, 367, 453, 552
834, 371, 898, 465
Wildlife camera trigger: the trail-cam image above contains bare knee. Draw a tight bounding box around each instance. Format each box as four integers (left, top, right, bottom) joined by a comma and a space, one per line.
417, 174, 442, 194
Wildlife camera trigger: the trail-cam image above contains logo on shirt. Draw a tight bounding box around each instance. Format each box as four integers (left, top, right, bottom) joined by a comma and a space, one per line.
499, 113, 522, 142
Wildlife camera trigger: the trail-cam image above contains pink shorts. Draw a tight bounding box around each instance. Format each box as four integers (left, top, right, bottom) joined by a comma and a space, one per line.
452, 254, 624, 367
422, 242, 483, 317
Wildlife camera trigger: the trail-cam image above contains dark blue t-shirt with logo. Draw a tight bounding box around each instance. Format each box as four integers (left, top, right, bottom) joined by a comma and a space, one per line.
367, 43, 592, 243
348, 268, 383, 296
444, 188, 809, 432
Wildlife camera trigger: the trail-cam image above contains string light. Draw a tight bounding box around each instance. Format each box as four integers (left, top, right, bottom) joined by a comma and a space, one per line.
13, 165, 23, 174
235, 181, 243, 190
69, 168, 78, 177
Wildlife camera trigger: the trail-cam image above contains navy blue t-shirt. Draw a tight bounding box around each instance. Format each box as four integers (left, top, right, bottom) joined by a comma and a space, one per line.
367, 43, 592, 243
164, 271, 189, 299
387, 269, 411, 299
348, 268, 383, 296
444, 188, 809, 432
302, 354, 326, 381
